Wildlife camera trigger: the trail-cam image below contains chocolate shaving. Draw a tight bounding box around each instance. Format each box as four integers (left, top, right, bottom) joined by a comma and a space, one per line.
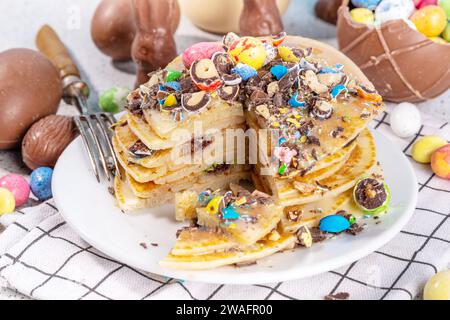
324, 292, 350, 300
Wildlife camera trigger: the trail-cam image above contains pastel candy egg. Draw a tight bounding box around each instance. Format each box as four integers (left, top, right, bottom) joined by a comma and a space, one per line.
431, 144, 450, 179
228, 37, 267, 70
389, 102, 422, 138
351, 0, 382, 10
0, 187, 15, 215
410, 5, 448, 37
424, 269, 450, 300
182, 42, 225, 68
320, 215, 351, 233
99, 87, 130, 114
439, 0, 450, 17
442, 23, 450, 42
350, 8, 376, 25
0, 174, 30, 207
30, 167, 53, 201
375, 0, 416, 24
412, 136, 447, 163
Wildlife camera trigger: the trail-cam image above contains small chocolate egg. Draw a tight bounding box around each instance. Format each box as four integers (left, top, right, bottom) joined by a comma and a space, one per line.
350, 8, 376, 25
410, 5, 447, 37
182, 42, 224, 68
22, 115, 77, 170
0, 49, 62, 150
351, 0, 382, 10
389, 102, 422, 138
424, 269, 450, 300
412, 135, 447, 163
30, 167, 53, 201
0, 174, 30, 207
228, 37, 267, 70
319, 215, 351, 233
0, 187, 15, 215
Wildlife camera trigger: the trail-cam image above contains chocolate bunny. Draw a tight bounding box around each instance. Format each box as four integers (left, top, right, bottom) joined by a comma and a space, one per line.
239, 0, 284, 37
131, 0, 179, 87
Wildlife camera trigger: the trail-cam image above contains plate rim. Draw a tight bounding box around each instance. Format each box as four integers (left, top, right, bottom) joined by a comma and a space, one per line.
53, 129, 418, 285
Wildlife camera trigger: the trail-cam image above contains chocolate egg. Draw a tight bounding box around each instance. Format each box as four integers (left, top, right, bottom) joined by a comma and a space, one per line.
22, 115, 77, 170
0, 49, 62, 150
91, 0, 136, 61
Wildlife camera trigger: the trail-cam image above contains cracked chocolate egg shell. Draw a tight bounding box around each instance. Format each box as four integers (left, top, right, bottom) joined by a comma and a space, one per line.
337, 1, 450, 102
0, 49, 62, 150
22, 115, 77, 170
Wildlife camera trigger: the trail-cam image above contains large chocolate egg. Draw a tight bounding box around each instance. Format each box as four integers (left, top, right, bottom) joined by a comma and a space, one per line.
0, 48, 62, 150
337, 0, 450, 102
22, 115, 77, 170
91, 0, 136, 61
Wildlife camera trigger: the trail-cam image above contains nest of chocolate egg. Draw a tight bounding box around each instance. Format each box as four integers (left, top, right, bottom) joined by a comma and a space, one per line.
337, 0, 450, 102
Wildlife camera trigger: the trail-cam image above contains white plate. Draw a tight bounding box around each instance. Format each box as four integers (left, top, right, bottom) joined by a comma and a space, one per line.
53, 129, 417, 285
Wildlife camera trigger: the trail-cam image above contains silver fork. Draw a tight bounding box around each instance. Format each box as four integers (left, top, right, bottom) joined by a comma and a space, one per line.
36, 24, 121, 184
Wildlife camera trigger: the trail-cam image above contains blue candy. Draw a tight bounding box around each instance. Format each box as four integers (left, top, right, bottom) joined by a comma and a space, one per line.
231, 63, 257, 81
330, 84, 348, 100
278, 137, 287, 145
222, 206, 240, 220
30, 167, 53, 201
164, 81, 181, 91
351, 0, 381, 10
289, 92, 306, 108
270, 65, 288, 80
319, 215, 351, 233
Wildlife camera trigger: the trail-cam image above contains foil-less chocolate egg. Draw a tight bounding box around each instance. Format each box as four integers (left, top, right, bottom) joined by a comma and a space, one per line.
424, 270, 450, 300
0, 49, 62, 150
390, 102, 422, 138
22, 115, 77, 170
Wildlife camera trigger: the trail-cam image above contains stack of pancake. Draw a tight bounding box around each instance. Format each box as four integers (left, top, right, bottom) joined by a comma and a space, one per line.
111, 33, 389, 269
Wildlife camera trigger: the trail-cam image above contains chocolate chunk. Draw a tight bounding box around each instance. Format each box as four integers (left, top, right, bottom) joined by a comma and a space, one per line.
278, 65, 299, 91
250, 89, 269, 106
212, 52, 234, 75
310, 227, 329, 243
129, 140, 154, 158
181, 91, 211, 113
179, 77, 197, 93
307, 136, 321, 146
346, 223, 365, 236
273, 92, 285, 107
217, 85, 239, 102
324, 292, 350, 300
311, 100, 333, 120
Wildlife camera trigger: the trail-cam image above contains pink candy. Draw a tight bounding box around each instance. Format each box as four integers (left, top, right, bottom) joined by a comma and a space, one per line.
0, 174, 30, 207
414, 0, 437, 8
274, 147, 297, 164
182, 42, 225, 68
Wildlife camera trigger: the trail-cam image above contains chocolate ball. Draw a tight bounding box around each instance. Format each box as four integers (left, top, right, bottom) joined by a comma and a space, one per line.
22, 115, 77, 170
91, 0, 136, 61
0, 48, 62, 150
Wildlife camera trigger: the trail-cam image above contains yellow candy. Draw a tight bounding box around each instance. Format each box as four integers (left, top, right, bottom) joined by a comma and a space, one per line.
206, 196, 223, 214
278, 46, 300, 63
424, 270, 450, 300
164, 94, 177, 107
412, 136, 447, 163
411, 5, 447, 37
228, 37, 267, 70
0, 187, 15, 215
350, 8, 375, 25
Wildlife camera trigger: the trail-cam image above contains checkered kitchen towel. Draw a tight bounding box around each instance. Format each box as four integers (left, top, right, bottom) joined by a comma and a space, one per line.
0, 107, 449, 300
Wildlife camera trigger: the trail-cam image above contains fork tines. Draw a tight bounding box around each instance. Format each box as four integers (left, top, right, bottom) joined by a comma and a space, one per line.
74, 113, 121, 183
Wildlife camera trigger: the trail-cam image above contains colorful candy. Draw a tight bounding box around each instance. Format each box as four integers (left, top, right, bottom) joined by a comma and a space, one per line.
410, 5, 448, 37
99, 87, 130, 114
0, 187, 15, 215
431, 144, 450, 179
163, 94, 177, 107
330, 84, 348, 100
389, 102, 422, 138
30, 167, 53, 201
270, 65, 288, 80
289, 92, 306, 107
439, 0, 450, 17
231, 63, 257, 81
350, 8, 376, 25
277, 46, 300, 63
182, 42, 225, 68
353, 178, 390, 215
165, 69, 182, 82
274, 146, 297, 164
415, 0, 438, 9
442, 23, 450, 42
222, 206, 240, 220
320, 215, 351, 233
206, 196, 224, 215
351, 0, 382, 10
412, 136, 447, 163
424, 269, 450, 300
227, 36, 267, 70
0, 174, 30, 207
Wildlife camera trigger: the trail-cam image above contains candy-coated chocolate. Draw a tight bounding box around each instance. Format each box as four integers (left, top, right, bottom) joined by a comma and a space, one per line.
0, 187, 15, 214
389, 102, 422, 138
270, 65, 288, 80
288, 92, 306, 107
163, 94, 177, 107
330, 84, 348, 100
319, 215, 351, 233
221, 206, 240, 220
410, 5, 447, 37
30, 167, 53, 201
424, 270, 450, 300
442, 23, 450, 42
182, 42, 224, 68
277, 46, 300, 63
439, 0, 450, 17
99, 87, 130, 113
431, 144, 450, 179
206, 196, 223, 215
416, 0, 438, 9
350, 8, 375, 25
165, 69, 182, 82
231, 63, 257, 81
412, 136, 447, 163
0, 174, 30, 207
228, 37, 267, 70
351, 0, 382, 10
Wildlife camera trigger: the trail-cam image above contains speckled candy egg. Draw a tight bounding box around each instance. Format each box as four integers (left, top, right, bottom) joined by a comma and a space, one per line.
182, 42, 225, 68
0, 187, 15, 215
30, 167, 53, 201
389, 102, 422, 138
351, 0, 382, 10
424, 269, 450, 300
0, 174, 30, 207
375, 0, 416, 24
228, 37, 267, 70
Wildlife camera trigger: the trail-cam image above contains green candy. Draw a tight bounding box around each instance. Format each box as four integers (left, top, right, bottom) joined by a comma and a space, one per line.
442, 23, 450, 42
99, 87, 130, 113
353, 179, 391, 215
439, 0, 450, 18
278, 163, 287, 175
166, 69, 182, 82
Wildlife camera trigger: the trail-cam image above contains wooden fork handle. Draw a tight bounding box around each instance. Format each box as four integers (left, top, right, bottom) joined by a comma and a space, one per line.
36, 24, 80, 79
